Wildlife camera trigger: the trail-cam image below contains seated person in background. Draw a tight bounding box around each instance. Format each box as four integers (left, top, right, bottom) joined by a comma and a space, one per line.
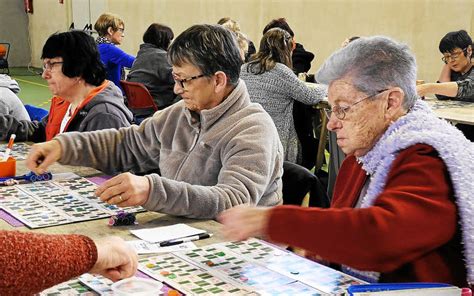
0, 231, 137, 295
217, 17, 255, 62
26, 24, 283, 219
94, 13, 135, 92
127, 23, 179, 117
0, 31, 132, 142
417, 30, 473, 102
241, 28, 326, 164
220, 36, 474, 287
0, 74, 29, 120
263, 17, 314, 74
417, 29, 474, 140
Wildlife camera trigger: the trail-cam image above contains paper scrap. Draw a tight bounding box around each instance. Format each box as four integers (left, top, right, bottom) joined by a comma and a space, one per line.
127, 240, 197, 254
130, 223, 206, 243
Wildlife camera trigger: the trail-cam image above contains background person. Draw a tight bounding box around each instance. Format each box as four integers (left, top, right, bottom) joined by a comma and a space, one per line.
127, 23, 179, 118
416, 29, 474, 140
241, 28, 326, 165
217, 17, 256, 62
94, 13, 135, 92
220, 36, 474, 287
0, 231, 137, 295
0, 74, 29, 120
0, 30, 132, 142
263, 17, 314, 75
26, 24, 283, 219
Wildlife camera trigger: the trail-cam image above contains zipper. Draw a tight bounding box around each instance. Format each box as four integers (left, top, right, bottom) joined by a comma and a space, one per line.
173, 126, 201, 180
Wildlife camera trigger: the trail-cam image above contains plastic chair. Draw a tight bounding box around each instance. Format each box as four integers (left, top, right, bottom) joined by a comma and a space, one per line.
24, 104, 48, 121
0, 43, 10, 75
282, 161, 330, 208
120, 80, 158, 112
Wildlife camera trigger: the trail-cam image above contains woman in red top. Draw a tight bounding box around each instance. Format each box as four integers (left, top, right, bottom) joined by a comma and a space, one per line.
0, 30, 132, 143
219, 36, 474, 288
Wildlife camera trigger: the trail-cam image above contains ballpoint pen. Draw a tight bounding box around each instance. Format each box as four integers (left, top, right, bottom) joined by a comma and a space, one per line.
159, 233, 213, 247
2, 134, 16, 162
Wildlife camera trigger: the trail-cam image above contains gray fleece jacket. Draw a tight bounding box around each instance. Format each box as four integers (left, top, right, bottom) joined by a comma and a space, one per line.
56, 80, 283, 219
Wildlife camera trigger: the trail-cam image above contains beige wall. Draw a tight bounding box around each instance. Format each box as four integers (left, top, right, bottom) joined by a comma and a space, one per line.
29, 0, 474, 83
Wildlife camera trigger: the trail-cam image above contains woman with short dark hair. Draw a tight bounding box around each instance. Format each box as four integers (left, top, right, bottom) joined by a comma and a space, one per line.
0, 30, 132, 142
127, 23, 178, 116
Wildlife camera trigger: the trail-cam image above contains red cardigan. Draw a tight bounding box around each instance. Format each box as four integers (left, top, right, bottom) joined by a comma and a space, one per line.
267, 144, 467, 287
0, 231, 97, 295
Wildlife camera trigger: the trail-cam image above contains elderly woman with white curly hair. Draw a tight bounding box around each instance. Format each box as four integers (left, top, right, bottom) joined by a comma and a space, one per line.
219, 36, 474, 288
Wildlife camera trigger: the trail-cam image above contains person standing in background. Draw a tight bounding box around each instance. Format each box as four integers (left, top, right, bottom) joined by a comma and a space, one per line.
94, 13, 135, 93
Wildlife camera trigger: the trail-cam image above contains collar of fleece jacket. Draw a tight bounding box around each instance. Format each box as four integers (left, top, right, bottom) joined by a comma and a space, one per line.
183, 79, 250, 130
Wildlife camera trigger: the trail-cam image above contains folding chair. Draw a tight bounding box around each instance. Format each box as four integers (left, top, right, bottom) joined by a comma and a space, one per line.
120, 80, 158, 123
0, 43, 10, 75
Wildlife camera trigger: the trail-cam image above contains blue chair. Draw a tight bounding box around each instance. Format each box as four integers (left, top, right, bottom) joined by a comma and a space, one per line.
24, 104, 48, 121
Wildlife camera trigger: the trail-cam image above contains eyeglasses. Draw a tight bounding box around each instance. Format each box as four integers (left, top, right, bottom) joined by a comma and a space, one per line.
324, 89, 388, 120
441, 48, 467, 64
172, 73, 206, 89
42, 61, 63, 72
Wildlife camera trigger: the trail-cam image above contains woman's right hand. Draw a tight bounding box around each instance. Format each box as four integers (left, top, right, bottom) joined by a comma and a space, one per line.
26, 139, 62, 174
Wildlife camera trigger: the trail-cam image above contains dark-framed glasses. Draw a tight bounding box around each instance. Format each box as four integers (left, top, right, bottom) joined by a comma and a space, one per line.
324, 89, 388, 120
42, 61, 63, 72
172, 73, 206, 89
441, 47, 467, 64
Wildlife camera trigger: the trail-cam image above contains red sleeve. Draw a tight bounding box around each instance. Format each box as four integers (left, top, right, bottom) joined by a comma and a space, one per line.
0, 230, 98, 295
266, 145, 457, 272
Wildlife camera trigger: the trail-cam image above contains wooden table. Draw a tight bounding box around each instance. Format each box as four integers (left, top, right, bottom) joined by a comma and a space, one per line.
0, 158, 224, 247
425, 97, 474, 126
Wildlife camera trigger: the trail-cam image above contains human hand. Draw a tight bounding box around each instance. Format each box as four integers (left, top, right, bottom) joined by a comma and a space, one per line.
95, 172, 150, 207
26, 139, 62, 174
90, 236, 138, 282
218, 205, 271, 241
416, 83, 433, 97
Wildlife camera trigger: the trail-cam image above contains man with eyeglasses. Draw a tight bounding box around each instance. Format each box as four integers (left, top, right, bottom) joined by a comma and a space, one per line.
417, 30, 474, 102
26, 24, 283, 219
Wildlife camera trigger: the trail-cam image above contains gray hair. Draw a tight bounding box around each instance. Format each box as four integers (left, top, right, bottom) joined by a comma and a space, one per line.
316, 36, 417, 110
168, 24, 242, 86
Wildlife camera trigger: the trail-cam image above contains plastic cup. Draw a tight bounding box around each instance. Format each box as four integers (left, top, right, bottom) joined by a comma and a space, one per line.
0, 157, 16, 178
111, 277, 163, 296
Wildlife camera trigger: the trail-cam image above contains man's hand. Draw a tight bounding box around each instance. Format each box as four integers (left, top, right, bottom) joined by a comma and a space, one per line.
90, 236, 138, 282
218, 205, 271, 241
26, 140, 62, 174
95, 172, 151, 207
